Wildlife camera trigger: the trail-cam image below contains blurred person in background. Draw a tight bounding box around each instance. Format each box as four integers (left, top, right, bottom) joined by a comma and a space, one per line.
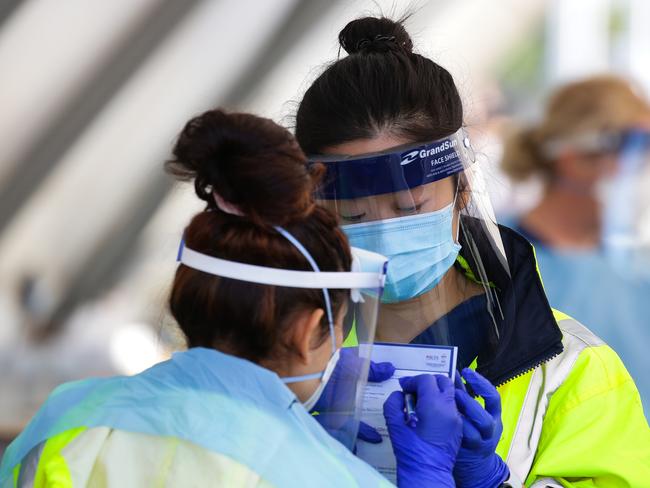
501, 75, 650, 419
294, 16, 650, 487
0, 109, 505, 488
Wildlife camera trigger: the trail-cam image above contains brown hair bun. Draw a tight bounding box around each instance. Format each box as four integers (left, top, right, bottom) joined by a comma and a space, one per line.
166, 109, 317, 226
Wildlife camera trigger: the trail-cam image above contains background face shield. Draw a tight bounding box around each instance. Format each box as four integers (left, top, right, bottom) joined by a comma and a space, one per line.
313, 247, 387, 450
311, 130, 511, 372
601, 130, 650, 281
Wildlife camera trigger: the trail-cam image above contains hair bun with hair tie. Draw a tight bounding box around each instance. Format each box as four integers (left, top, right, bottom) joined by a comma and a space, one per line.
339, 17, 413, 55
165, 109, 318, 226
356, 35, 397, 53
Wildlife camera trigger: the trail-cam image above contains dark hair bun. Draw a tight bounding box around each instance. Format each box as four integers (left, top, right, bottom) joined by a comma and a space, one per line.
166, 109, 317, 226
339, 17, 413, 55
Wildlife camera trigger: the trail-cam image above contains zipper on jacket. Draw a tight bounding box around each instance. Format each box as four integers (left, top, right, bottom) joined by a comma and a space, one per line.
490, 343, 564, 388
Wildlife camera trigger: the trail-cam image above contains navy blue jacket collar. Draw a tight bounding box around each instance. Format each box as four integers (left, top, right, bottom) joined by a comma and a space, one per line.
458, 218, 564, 386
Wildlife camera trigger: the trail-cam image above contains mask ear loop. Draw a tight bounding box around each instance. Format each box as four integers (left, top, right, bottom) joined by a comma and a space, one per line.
274, 226, 336, 355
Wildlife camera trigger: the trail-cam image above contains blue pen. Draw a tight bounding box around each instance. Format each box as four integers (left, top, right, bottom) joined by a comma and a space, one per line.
404, 393, 418, 427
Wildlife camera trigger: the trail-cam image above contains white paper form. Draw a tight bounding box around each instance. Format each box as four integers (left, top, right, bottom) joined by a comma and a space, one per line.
356, 343, 458, 484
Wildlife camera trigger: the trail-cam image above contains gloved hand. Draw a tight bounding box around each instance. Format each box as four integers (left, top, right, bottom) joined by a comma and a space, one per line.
313, 348, 395, 444
453, 368, 510, 488
383, 374, 462, 488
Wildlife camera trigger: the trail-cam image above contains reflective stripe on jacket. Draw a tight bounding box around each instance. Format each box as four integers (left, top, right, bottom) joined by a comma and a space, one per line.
458, 224, 650, 486
497, 311, 650, 486
13, 427, 277, 487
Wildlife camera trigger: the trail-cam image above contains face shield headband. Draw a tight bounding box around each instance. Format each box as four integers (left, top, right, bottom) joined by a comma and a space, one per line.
176, 229, 387, 382
310, 128, 474, 200
543, 128, 650, 160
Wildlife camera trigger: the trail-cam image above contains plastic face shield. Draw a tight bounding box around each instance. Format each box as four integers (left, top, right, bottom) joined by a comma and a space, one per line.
177, 236, 388, 451
542, 130, 626, 160
310, 129, 510, 371
601, 129, 650, 281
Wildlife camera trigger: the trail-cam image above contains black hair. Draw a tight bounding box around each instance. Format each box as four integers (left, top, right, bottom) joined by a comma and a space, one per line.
295, 16, 463, 154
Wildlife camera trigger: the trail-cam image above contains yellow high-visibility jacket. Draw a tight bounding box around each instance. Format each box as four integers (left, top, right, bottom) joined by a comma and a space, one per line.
391, 225, 650, 487
496, 310, 650, 486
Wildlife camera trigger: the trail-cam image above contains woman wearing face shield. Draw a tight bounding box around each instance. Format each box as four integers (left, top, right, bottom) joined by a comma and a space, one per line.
294, 17, 650, 488
0, 109, 501, 487
501, 76, 650, 421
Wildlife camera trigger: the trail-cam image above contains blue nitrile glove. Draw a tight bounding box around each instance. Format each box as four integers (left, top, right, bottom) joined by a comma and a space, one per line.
313, 348, 395, 444
383, 374, 462, 488
453, 368, 509, 488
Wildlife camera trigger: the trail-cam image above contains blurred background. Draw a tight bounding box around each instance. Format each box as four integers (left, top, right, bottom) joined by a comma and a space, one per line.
1, 0, 649, 453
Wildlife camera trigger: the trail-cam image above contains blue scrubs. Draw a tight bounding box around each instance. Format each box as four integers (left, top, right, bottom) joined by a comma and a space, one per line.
510, 223, 650, 419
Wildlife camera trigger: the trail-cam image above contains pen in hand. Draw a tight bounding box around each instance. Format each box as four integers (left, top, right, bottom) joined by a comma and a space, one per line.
404, 393, 418, 427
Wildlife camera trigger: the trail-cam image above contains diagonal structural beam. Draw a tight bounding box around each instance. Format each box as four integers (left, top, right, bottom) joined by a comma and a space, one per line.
0, 0, 23, 29
40, 0, 343, 336
219, 0, 341, 109
42, 170, 173, 336
0, 0, 202, 236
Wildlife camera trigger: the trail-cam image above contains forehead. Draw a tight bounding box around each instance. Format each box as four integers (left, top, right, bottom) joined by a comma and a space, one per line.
323, 134, 411, 157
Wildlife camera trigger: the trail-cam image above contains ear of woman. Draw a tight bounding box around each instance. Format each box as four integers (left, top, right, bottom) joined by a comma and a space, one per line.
278, 308, 329, 404
290, 308, 326, 365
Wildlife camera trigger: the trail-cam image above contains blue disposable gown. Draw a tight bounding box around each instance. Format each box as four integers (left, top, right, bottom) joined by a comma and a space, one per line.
0, 348, 392, 487
510, 222, 650, 418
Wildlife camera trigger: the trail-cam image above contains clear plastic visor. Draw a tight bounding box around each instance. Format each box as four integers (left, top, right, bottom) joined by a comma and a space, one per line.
310, 130, 511, 372
178, 240, 388, 451
306, 247, 388, 450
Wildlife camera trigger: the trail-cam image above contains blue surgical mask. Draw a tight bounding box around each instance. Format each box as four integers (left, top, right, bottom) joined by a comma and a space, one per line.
343, 203, 461, 303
